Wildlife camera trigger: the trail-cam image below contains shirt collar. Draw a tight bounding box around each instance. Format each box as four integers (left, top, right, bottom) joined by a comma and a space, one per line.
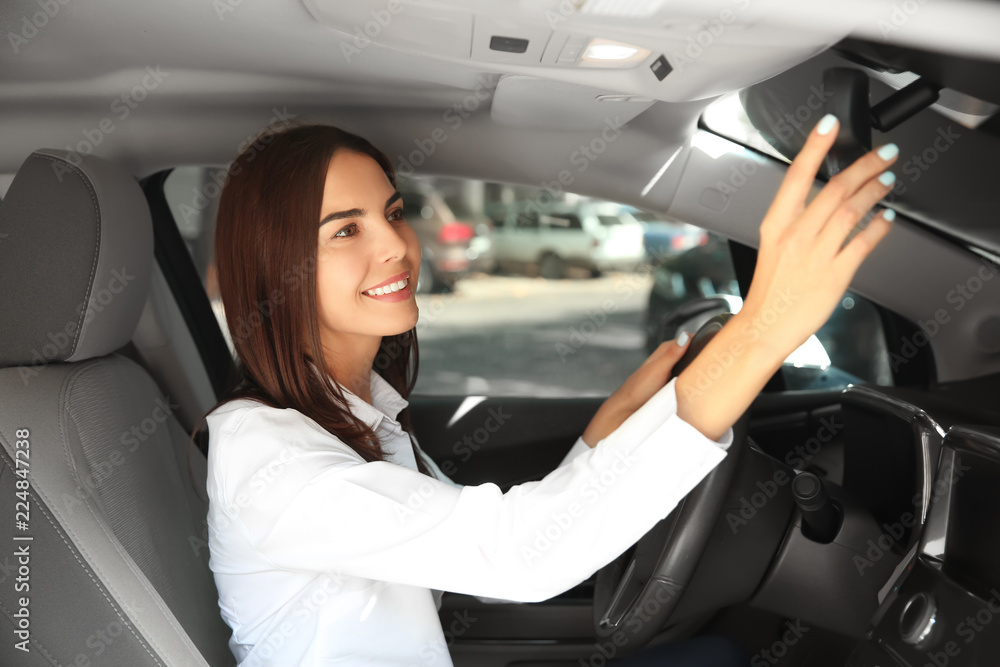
310, 362, 409, 431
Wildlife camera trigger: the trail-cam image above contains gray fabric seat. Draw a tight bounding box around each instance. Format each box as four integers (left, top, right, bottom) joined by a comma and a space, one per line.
0, 150, 234, 666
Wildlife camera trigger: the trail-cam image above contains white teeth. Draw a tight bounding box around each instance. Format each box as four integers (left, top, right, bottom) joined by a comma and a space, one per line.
366, 277, 408, 296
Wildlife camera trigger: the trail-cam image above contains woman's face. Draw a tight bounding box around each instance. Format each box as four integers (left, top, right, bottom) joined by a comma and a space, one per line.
314, 150, 421, 355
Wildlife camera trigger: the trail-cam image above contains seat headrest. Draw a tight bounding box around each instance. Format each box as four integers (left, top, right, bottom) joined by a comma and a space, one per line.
0, 149, 153, 369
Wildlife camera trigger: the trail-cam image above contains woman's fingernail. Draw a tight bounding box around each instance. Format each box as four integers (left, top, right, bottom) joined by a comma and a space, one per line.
877, 143, 899, 161
677, 331, 690, 347
883, 209, 896, 221
816, 114, 838, 135
878, 171, 896, 186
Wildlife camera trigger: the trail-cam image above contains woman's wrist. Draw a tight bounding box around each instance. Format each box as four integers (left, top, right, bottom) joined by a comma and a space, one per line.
675, 310, 788, 442
581, 402, 625, 448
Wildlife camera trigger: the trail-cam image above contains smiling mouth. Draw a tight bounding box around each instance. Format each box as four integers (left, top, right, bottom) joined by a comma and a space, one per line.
364, 276, 409, 296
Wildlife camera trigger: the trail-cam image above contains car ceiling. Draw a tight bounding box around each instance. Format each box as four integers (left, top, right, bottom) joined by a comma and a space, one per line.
2, 0, 998, 174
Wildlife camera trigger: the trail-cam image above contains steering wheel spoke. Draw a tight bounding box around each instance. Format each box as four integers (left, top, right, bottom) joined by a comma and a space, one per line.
599, 555, 639, 630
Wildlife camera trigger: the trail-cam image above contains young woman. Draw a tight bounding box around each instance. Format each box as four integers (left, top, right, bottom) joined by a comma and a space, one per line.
204, 117, 897, 666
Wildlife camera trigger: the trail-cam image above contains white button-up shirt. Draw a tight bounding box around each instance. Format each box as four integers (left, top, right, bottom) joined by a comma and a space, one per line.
205, 368, 733, 666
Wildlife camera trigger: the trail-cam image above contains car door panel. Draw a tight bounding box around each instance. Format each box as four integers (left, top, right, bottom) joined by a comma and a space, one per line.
409, 395, 602, 489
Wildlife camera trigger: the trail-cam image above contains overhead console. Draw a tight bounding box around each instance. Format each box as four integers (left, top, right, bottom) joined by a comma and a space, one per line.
301, 0, 849, 125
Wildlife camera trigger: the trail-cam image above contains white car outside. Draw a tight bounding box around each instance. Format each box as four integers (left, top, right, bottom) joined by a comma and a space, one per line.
492, 201, 645, 278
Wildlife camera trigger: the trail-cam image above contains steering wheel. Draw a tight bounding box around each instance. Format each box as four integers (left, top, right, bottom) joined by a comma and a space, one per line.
592, 313, 750, 654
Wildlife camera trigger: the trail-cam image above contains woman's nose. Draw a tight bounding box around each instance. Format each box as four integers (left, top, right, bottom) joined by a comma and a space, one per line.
376, 216, 408, 263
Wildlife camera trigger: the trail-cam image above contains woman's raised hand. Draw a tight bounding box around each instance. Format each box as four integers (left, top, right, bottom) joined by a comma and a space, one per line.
674, 114, 898, 441
739, 114, 898, 358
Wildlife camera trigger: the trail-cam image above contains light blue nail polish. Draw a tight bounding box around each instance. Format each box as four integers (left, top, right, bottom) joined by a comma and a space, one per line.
677, 331, 690, 347
883, 209, 896, 221
816, 114, 838, 135
878, 171, 896, 186
877, 143, 899, 160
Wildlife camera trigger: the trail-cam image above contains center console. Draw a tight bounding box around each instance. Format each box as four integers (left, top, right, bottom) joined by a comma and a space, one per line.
847, 426, 1000, 665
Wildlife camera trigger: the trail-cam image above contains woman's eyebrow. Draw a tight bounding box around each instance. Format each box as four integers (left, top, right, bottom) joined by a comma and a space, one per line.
319, 191, 402, 227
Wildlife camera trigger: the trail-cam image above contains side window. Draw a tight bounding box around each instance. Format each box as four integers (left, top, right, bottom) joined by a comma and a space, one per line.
159, 168, 895, 397
412, 186, 653, 397
405, 179, 895, 396
644, 234, 741, 351
515, 210, 539, 229
541, 214, 582, 231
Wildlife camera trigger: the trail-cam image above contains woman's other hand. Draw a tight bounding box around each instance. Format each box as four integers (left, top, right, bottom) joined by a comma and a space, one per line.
581, 334, 692, 447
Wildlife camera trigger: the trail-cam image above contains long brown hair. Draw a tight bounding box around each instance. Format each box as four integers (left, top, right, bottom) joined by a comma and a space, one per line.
203, 122, 431, 475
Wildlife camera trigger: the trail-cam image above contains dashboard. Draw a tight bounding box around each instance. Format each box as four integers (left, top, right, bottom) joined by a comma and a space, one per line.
740, 376, 1000, 664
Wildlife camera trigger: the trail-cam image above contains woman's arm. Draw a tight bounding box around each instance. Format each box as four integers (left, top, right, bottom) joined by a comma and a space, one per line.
412, 380, 732, 606
211, 378, 731, 604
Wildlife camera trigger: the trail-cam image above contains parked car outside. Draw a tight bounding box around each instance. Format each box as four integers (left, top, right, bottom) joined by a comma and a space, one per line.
438, 185, 497, 275
399, 183, 474, 293
627, 207, 708, 264
465, 219, 497, 275
491, 199, 645, 279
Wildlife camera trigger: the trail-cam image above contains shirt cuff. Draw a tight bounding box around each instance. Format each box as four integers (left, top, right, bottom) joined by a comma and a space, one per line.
556, 436, 592, 468
695, 421, 734, 451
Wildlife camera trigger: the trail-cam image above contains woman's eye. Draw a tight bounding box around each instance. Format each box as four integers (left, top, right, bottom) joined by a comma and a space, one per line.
333, 223, 359, 238
388, 209, 406, 222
